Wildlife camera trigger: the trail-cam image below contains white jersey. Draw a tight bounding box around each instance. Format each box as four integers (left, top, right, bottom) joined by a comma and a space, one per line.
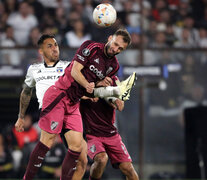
24, 60, 70, 108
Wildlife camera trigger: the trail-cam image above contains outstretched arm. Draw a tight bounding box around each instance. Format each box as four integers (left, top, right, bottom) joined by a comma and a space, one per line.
15, 84, 33, 132
71, 61, 94, 93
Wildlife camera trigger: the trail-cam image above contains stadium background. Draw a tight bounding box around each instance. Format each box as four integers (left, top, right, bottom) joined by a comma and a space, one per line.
0, 0, 207, 179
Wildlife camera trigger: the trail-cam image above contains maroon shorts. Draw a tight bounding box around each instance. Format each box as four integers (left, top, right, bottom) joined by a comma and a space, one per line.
86, 133, 132, 166
38, 85, 82, 134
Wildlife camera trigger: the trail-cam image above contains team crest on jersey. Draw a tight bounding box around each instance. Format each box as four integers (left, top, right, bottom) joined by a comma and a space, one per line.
82, 48, 90, 56
90, 144, 96, 153
51, 121, 58, 130
56, 67, 63, 73
106, 67, 113, 75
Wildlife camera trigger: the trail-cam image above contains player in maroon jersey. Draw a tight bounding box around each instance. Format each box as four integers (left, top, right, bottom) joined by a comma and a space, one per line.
20, 29, 134, 180
80, 75, 139, 180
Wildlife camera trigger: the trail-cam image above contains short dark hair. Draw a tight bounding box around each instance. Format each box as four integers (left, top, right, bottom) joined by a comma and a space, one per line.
114, 29, 131, 45
37, 34, 55, 47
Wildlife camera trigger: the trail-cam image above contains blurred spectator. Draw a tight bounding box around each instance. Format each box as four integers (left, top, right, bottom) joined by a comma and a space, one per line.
198, 28, 207, 47
149, 31, 168, 48
174, 1, 192, 26
0, 133, 14, 178
55, 7, 68, 39
27, 0, 45, 21
7, 1, 38, 46
12, 114, 39, 177
64, 19, 91, 48
82, 0, 94, 23
174, 28, 195, 48
3, 0, 18, 14
12, 114, 38, 149
0, 25, 22, 66
165, 23, 177, 46
27, 27, 41, 47
151, 0, 167, 21
37, 136, 66, 179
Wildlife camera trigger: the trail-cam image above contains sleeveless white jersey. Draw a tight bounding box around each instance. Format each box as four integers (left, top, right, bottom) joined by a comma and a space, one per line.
24, 60, 70, 108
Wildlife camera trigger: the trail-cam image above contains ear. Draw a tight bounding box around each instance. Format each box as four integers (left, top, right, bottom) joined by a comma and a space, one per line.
38, 48, 43, 55
108, 35, 113, 42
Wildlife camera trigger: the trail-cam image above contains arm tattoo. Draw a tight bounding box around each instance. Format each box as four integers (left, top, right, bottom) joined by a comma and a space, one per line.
18, 84, 33, 119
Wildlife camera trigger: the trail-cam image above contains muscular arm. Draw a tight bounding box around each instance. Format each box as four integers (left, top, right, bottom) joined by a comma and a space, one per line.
15, 84, 33, 132
18, 84, 33, 118
71, 61, 94, 93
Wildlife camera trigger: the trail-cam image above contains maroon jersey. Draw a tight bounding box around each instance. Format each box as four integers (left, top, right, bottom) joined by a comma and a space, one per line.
80, 76, 119, 137
55, 40, 119, 104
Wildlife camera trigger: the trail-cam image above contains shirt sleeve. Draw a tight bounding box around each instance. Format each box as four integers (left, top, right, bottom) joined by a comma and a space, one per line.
24, 65, 35, 88
73, 40, 93, 66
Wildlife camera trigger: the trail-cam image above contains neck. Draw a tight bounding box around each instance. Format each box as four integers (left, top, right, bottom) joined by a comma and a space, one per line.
45, 60, 58, 66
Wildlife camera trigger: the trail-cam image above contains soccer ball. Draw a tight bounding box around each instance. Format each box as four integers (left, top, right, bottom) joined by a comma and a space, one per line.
93, 3, 117, 27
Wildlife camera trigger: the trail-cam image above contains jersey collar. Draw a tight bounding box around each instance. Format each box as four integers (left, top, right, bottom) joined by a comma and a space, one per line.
44, 60, 59, 68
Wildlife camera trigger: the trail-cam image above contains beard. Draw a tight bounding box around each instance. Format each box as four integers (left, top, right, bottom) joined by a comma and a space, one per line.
105, 43, 118, 57
44, 52, 59, 62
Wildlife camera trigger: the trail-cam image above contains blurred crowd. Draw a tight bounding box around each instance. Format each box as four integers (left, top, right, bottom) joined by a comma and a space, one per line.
0, 0, 207, 49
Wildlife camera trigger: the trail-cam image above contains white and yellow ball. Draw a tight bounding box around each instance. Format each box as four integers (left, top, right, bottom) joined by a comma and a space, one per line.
93, 3, 117, 27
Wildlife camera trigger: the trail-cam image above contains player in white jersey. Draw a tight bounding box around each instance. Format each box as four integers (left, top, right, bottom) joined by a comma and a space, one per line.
24, 60, 69, 108
15, 35, 88, 180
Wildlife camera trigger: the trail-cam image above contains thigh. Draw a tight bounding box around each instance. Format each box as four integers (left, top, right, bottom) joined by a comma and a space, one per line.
64, 102, 83, 133
86, 135, 106, 161
103, 134, 132, 166
64, 130, 83, 151
38, 87, 66, 134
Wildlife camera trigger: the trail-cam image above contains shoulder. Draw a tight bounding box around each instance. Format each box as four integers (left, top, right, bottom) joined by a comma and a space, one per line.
78, 40, 104, 57
57, 60, 70, 66
27, 62, 44, 72
30, 62, 44, 68
83, 40, 103, 51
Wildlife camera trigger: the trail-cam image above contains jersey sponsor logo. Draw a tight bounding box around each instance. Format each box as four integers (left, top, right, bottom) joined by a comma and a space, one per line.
94, 58, 99, 64
89, 65, 105, 79
51, 121, 58, 130
106, 66, 113, 75
90, 144, 96, 153
36, 75, 59, 82
77, 54, 85, 61
56, 67, 63, 73
82, 48, 90, 56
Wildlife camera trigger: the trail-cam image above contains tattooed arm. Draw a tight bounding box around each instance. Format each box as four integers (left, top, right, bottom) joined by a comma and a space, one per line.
15, 84, 33, 132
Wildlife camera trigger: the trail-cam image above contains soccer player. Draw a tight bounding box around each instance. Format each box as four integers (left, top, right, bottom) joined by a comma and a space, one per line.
17, 29, 135, 180
80, 76, 139, 180
15, 34, 87, 180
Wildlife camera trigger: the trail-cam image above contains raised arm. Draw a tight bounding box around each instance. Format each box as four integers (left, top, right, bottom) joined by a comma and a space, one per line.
71, 61, 94, 93
15, 84, 33, 132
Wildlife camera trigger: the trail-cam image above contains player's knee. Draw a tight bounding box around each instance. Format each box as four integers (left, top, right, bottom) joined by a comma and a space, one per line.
40, 130, 56, 148
94, 153, 108, 166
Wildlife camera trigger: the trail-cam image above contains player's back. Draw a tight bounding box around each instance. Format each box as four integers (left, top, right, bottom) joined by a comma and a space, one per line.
80, 98, 117, 137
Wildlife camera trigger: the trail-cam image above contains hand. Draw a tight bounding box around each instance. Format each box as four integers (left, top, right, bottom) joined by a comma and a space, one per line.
114, 99, 124, 111
96, 77, 112, 87
90, 97, 99, 102
85, 82, 95, 94
15, 118, 25, 132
